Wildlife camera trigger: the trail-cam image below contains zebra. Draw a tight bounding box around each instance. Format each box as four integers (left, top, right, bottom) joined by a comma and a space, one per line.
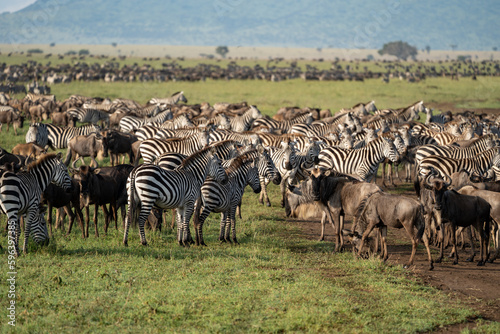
119, 110, 173, 133
208, 129, 261, 146
193, 155, 261, 245
292, 112, 357, 137
425, 108, 452, 125
418, 147, 500, 179
0, 153, 72, 255
259, 141, 297, 207
252, 112, 313, 133
24, 92, 56, 103
149, 91, 188, 105
135, 124, 162, 141
432, 123, 475, 146
318, 136, 399, 182
415, 134, 497, 169
139, 131, 209, 164
159, 113, 195, 129
227, 105, 263, 132
82, 102, 115, 113
27, 123, 100, 150
66, 107, 110, 127
155, 127, 208, 140
365, 101, 423, 130
123, 146, 228, 246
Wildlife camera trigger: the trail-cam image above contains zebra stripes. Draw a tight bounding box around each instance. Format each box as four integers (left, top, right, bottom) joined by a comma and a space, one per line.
67, 107, 110, 127
318, 136, 399, 182
418, 147, 500, 178
119, 110, 173, 133
194, 155, 261, 245
0, 153, 72, 255
27, 123, 100, 150
227, 105, 262, 132
415, 134, 497, 168
123, 146, 228, 246
26, 123, 49, 148
139, 131, 209, 164
149, 91, 187, 105
252, 112, 313, 133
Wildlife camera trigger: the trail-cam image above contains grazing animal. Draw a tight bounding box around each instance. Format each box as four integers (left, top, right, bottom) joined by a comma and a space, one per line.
0, 153, 73, 255
352, 192, 433, 270
194, 155, 261, 245
103, 130, 138, 166
65, 132, 107, 167
11, 142, 47, 159
0, 108, 24, 135
149, 91, 188, 105
123, 147, 228, 247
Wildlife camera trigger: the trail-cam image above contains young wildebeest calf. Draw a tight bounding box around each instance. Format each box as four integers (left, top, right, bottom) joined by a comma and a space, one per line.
11, 142, 47, 159
65, 132, 107, 167
351, 192, 433, 270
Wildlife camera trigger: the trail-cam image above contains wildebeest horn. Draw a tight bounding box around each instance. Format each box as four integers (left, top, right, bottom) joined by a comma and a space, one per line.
442, 173, 451, 188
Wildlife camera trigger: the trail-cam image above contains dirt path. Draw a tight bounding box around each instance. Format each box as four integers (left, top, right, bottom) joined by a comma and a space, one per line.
286, 179, 500, 332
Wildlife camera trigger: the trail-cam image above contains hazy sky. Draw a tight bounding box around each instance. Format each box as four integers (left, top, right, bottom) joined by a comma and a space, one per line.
0, 0, 36, 13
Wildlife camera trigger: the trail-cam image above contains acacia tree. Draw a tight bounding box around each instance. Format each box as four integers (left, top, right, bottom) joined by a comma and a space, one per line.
215, 45, 229, 58
378, 41, 418, 60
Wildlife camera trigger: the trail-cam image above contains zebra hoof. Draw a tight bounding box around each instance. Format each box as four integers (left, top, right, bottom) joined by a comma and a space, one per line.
453, 260, 458, 265
123, 241, 128, 247
429, 263, 434, 271
266, 203, 271, 207
477, 261, 485, 266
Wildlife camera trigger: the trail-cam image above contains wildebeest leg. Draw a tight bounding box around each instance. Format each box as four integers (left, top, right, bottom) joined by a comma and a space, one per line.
357, 219, 378, 259
170, 209, 176, 229
92, 204, 100, 237
71, 203, 86, 238
488, 220, 500, 263
338, 213, 345, 252
421, 230, 434, 270
434, 211, 445, 264
403, 221, 418, 268
450, 223, 459, 265
84, 205, 90, 238
380, 225, 388, 262
103, 204, 111, 234
62, 205, 74, 234
317, 202, 335, 242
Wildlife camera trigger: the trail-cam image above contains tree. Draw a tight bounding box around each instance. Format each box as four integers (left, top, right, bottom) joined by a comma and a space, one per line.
425, 45, 431, 54
378, 41, 418, 60
215, 46, 229, 58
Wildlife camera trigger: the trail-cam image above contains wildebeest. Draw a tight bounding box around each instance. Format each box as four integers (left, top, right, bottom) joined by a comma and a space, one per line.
0, 108, 24, 135
41, 180, 85, 238
65, 132, 107, 167
450, 169, 500, 192
11, 142, 47, 159
71, 164, 133, 237
350, 192, 433, 270
457, 185, 500, 262
103, 130, 138, 166
50, 111, 76, 127
287, 168, 382, 252
28, 105, 49, 123
419, 172, 491, 266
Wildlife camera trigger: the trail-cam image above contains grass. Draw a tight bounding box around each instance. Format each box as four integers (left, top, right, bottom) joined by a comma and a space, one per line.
1, 60, 499, 332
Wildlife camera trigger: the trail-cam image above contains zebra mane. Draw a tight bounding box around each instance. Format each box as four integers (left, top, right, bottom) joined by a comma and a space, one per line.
225, 154, 254, 175
290, 111, 312, 120
27, 153, 59, 172
351, 102, 364, 108
209, 139, 240, 148
178, 146, 213, 168
171, 91, 182, 97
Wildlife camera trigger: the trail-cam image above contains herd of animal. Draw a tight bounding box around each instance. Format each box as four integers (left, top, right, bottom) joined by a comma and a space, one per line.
1, 89, 500, 272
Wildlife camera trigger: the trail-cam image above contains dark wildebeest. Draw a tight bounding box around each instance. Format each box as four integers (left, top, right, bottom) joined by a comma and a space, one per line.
41, 180, 85, 238
349, 192, 433, 270
11, 142, 47, 159
419, 172, 491, 266
457, 185, 500, 262
72, 164, 134, 237
287, 168, 382, 252
103, 130, 138, 166
0, 108, 24, 135
65, 132, 107, 167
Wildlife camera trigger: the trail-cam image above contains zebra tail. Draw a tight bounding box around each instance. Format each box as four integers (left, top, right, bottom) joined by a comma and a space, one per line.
63, 147, 72, 166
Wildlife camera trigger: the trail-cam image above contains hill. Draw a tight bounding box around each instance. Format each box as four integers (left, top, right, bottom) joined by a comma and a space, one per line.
0, 0, 498, 51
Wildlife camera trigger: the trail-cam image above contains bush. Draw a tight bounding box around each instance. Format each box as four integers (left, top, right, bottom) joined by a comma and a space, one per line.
65, 50, 77, 55
378, 41, 418, 60
27, 48, 43, 54
78, 49, 90, 56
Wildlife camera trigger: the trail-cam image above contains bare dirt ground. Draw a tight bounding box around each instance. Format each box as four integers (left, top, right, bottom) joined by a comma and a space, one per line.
287, 177, 500, 333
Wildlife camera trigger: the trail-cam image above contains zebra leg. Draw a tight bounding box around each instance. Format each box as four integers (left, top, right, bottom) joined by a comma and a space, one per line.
7, 215, 20, 256
23, 211, 35, 254
195, 205, 211, 246
47, 203, 54, 237
179, 204, 195, 247
279, 178, 288, 208
219, 212, 229, 243
236, 201, 242, 220
230, 206, 238, 244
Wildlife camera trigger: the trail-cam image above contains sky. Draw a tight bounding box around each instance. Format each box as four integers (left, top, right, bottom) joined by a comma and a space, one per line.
0, 0, 35, 13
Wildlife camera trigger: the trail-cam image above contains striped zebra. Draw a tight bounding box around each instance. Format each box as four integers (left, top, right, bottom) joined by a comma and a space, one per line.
119, 110, 173, 133
67, 107, 110, 127
292, 112, 356, 137
139, 131, 209, 164
25, 92, 56, 103
418, 147, 500, 179
425, 108, 452, 125
26, 123, 100, 150
252, 112, 313, 133
0, 153, 72, 255
259, 141, 297, 207
209, 129, 261, 146
159, 113, 194, 130
227, 105, 263, 132
193, 155, 261, 245
82, 102, 115, 113
123, 146, 228, 246
192, 113, 231, 130
155, 127, 207, 140
415, 134, 497, 169
149, 91, 188, 105
318, 136, 399, 182
135, 125, 162, 141
365, 101, 423, 129
432, 123, 475, 146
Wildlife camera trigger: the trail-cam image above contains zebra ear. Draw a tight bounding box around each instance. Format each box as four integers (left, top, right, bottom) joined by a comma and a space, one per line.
209, 147, 217, 156
256, 144, 264, 154
324, 170, 332, 177
56, 152, 63, 161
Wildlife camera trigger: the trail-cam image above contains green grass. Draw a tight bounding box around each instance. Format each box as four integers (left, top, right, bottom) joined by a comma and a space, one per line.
1, 63, 499, 332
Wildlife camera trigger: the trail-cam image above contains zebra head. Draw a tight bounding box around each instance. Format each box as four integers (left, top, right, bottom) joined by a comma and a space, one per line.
250, 105, 263, 120
30, 206, 49, 245
257, 146, 281, 185
247, 160, 262, 194
177, 91, 188, 104
51, 153, 73, 192
207, 153, 228, 185
304, 139, 321, 165
381, 137, 399, 163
